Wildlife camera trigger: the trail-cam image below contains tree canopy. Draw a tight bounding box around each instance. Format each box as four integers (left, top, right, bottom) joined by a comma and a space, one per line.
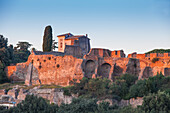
0, 35, 8, 48
16, 41, 32, 51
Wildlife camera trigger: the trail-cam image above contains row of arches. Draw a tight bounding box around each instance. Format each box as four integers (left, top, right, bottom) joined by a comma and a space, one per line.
84, 60, 111, 78
84, 59, 153, 79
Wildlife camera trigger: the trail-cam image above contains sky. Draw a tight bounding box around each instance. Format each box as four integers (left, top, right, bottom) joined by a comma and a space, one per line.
0, 0, 170, 55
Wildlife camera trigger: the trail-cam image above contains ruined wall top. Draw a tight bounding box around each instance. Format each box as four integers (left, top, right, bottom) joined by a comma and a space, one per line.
128, 52, 170, 60
85, 48, 125, 58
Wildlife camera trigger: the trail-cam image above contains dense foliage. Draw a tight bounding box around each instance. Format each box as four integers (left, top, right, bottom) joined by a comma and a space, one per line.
0, 35, 8, 48
13, 41, 32, 64
146, 49, 170, 54
42, 25, 53, 52
141, 91, 170, 113
0, 36, 13, 83
0, 35, 32, 83
2, 95, 58, 113
129, 73, 170, 98
69, 74, 138, 100
68, 73, 170, 101
2, 94, 140, 113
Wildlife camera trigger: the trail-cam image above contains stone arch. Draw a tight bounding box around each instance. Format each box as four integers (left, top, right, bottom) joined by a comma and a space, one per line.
112, 63, 123, 77
126, 58, 140, 76
142, 67, 153, 78
97, 63, 111, 78
84, 60, 96, 78
139, 59, 149, 66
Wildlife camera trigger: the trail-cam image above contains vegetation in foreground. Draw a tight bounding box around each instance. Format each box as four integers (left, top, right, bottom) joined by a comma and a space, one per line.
1, 74, 169, 113
1, 91, 170, 113
67, 73, 170, 100
0, 35, 32, 84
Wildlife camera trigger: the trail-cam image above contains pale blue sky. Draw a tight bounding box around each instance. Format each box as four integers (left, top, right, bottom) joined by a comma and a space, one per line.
0, 0, 170, 54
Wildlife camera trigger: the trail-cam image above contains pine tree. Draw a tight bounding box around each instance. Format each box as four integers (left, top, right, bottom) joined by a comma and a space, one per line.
42, 25, 53, 52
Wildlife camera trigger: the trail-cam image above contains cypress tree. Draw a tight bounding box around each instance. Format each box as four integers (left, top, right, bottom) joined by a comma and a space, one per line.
42, 25, 53, 52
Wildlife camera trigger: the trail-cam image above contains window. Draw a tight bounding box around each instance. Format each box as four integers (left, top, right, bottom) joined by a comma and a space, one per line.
60, 42, 62, 48
60, 39, 63, 49
115, 51, 117, 55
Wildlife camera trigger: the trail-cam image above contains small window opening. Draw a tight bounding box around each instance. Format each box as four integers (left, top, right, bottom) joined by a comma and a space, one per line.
57, 64, 60, 68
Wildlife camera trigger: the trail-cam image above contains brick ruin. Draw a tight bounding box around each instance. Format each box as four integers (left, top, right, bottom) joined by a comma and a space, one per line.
128, 52, 170, 60
5, 33, 170, 86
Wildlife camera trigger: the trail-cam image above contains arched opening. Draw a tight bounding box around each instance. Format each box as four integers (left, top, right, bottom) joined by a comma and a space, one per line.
126, 59, 140, 76
142, 67, 153, 78
84, 60, 95, 78
112, 63, 123, 77
97, 63, 111, 78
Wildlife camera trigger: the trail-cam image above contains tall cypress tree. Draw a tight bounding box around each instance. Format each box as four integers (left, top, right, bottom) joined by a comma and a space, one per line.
42, 25, 53, 52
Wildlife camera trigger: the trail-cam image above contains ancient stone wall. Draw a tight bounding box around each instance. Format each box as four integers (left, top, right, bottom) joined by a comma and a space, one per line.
6, 63, 28, 82
111, 50, 125, 58
64, 45, 82, 58
84, 49, 170, 80
97, 97, 143, 108
6, 48, 170, 86
5, 66, 16, 79
128, 52, 170, 60
27, 54, 84, 86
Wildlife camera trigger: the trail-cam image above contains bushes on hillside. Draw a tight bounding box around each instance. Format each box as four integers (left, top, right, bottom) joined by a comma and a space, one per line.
5, 95, 58, 113
117, 73, 138, 87
4, 92, 170, 113
141, 91, 170, 113
69, 74, 138, 100
3, 74, 170, 113
70, 77, 112, 99
129, 74, 170, 98
69, 74, 170, 100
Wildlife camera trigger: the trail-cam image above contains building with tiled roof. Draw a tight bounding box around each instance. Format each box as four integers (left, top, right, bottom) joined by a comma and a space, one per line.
57, 33, 91, 56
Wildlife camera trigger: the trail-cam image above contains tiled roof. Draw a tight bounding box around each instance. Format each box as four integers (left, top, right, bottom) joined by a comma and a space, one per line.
65, 35, 90, 40
65, 35, 84, 40
33, 51, 64, 56
57, 33, 73, 37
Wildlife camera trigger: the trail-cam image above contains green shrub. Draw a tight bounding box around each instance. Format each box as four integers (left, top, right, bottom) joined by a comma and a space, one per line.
129, 80, 147, 98
117, 74, 138, 87
141, 91, 170, 113
70, 77, 113, 99
113, 106, 144, 113
129, 74, 169, 98
63, 87, 71, 96
6, 95, 58, 113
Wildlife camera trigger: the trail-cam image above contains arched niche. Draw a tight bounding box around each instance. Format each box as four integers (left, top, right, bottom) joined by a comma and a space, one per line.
142, 67, 153, 78
84, 60, 96, 78
97, 63, 111, 78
